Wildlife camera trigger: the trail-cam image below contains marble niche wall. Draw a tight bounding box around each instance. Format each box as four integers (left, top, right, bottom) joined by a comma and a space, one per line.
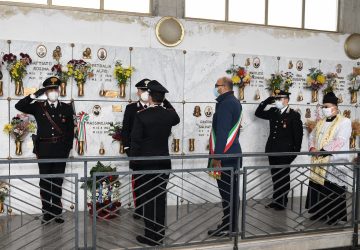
0, 39, 359, 212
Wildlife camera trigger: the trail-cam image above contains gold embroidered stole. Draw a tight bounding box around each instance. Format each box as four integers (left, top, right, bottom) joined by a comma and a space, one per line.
310, 115, 344, 185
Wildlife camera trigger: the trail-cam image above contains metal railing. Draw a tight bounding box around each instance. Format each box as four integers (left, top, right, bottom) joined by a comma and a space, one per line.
0, 150, 358, 249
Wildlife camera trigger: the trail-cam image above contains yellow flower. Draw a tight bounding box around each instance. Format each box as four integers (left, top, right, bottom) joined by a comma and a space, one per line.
3, 124, 12, 134
317, 75, 326, 84
232, 75, 240, 83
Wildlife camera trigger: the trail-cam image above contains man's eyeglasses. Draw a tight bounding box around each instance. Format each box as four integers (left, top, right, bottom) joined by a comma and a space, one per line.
214, 84, 224, 88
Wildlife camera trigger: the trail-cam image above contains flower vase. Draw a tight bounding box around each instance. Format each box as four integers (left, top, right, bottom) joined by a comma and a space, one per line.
119, 83, 126, 98
77, 81, 85, 97
311, 90, 318, 103
60, 82, 67, 97
119, 143, 125, 154
15, 80, 23, 96
0, 80, 3, 96
78, 141, 85, 155
238, 86, 245, 100
15, 140, 22, 155
350, 136, 356, 149
351, 92, 358, 104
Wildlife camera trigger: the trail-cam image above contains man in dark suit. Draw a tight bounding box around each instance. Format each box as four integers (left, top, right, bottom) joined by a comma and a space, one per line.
15, 76, 75, 224
207, 77, 242, 237
130, 80, 180, 246
255, 90, 303, 210
121, 78, 150, 219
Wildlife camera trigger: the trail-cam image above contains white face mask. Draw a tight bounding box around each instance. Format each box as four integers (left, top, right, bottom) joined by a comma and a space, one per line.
47, 91, 59, 102
275, 100, 284, 110
322, 107, 334, 118
140, 91, 149, 102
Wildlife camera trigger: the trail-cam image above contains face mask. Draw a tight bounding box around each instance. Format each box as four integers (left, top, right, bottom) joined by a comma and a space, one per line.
322, 107, 333, 118
47, 91, 59, 102
213, 88, 220, 98
140, 91, 149, 102
275, 100, 284, 110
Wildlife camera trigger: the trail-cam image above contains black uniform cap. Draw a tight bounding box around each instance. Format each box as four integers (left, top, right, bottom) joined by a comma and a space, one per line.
135, 78, 151, 89
274, 89, 291, 99
323, 91, 338, 105
147, 80, 169, 94
43, 76, 61, 89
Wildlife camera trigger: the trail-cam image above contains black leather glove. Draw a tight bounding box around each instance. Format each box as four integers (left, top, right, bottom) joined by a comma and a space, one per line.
33, 88, 47, 98
163, 98, 174, 110
263, 96, 275, 105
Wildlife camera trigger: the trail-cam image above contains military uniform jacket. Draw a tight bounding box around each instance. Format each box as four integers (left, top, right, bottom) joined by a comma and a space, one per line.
15, 95, 75, 153
130, 105, 180, 170
121, 101, 146, 154
255, 102, 303, 156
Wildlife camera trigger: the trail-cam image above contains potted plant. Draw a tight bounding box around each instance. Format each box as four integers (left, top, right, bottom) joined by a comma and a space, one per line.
113, 61, 134, 98
306, 68, 326, 102
67, 59, 93, 96
226, 65, 252, 100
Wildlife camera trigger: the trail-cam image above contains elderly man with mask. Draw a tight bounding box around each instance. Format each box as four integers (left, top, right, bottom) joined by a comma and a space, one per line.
255, 90, 303, 210
207, 77, 242, 237
306, 92, 352, 225
15, 77, 75, 224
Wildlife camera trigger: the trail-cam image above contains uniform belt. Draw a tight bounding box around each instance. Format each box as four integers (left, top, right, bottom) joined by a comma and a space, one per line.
39, 136, 65, 143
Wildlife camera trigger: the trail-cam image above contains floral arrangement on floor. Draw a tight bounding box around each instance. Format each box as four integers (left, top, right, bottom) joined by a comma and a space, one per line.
84, 161, 121, 219
67, 59, 93, 96
306, 68, 326, 102
114, 61, 134, 98
266, 72, 293, 94
51, 63, 70, 96
2, 53, 32, 95
323, 72, 338, 94
4, 114, 36, 155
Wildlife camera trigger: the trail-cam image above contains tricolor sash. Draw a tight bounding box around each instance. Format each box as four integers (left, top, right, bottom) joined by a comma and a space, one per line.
208, 113, 242, 179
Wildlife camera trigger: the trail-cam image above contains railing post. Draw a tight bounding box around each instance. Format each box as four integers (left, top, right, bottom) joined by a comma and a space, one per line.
353, 154, 360, 249
83, 161, 88, 249
241, 167, 247, 240
75, 174, 79, 249
92, 173, 97, 249
233, 157, 241, 250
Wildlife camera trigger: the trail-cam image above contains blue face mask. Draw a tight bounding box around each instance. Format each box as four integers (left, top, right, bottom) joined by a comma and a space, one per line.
213, 87, 220, 98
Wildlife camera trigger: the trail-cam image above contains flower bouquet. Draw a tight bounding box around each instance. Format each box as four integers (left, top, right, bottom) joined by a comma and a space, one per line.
306, 68, 326, 102
84, 161, 121, 219
0, 182, 9, 213
226, 65, 252, 100
108, 122, 124, 154
267, 72, 293, 95
51, 63, 69, 97
323, 72, 338, 95
4, 114, 36, 155
2, 53, 32, 96
114, 61, 134, 98
348, 73, 360, 104
67, 59, 93, 96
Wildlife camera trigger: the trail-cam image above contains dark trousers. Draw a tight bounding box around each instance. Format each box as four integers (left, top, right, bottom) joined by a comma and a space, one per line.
137, 173, 169, 242
132, 174, 143, 216
216, 169, 239, 232
306, 180, 347, 222
37, 142, 69, 216
269, 156, 293, 207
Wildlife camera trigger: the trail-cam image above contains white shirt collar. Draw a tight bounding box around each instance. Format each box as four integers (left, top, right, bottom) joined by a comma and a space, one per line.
47, 100, 58, 108
280, 106, 288, 114
140, 101, 148, 107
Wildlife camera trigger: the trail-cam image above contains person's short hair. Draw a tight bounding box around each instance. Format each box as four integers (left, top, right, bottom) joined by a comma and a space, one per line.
221, 77, 233, 90
150, 92, 165, 103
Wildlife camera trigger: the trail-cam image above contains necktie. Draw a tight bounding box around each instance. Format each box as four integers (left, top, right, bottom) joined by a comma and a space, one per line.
144, 105, 148, 109
51, 104, 55, 109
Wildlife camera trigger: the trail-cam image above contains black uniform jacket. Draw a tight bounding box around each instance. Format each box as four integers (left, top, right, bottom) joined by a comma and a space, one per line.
130, 105, 180, 170
255, 102, 303, 160
15, 95, 75, 154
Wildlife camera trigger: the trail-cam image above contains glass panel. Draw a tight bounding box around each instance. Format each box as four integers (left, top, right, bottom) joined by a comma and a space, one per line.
104, 0, 150, 13
229, 0, 266, 24
52, 0, 100, 9
268, 0, 302, 28
185, 0, 226, 21
305, 0, 338, 31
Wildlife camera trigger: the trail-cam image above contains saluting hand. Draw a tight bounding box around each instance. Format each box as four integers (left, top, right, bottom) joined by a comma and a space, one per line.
263, 96, 275, 105
33, 88, 47, 98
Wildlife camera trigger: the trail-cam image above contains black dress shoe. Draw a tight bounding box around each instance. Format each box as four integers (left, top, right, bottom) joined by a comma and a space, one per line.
133, 213, 141, 220
136, 235, 159, 246
265, 202, 277, 209
274, 204, 286, 211
41, 213, 53, 224
208, 225, 229, 237
54, 217, 65, 224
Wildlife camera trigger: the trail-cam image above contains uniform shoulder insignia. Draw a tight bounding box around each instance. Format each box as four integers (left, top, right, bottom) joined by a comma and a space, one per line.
137, 109, 146, 113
